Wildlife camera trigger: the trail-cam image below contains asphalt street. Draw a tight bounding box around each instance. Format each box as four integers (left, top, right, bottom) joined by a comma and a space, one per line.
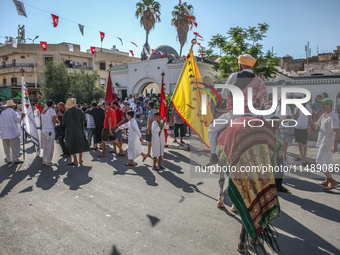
0, 138, 340, 255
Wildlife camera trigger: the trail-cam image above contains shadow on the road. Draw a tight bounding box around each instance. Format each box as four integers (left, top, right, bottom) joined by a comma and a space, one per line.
274, 211, 340, 255
147, 214, 160, 227
63, 165, 93, 190
113, 164, 158, 187
0, 158, 40, 198
110, 245, 121, 255
279, 192, 340, 224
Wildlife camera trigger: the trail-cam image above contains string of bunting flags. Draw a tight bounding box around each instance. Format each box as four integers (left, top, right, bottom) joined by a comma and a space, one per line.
11, 0, 206, 59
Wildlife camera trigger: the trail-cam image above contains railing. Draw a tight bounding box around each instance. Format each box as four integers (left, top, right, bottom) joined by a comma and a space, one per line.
0, 63, 36, 69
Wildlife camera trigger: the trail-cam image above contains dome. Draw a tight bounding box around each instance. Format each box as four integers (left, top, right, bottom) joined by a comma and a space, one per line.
147, 45, 179, 60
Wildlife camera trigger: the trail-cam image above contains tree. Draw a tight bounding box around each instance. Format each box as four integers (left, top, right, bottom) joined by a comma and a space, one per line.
69, 69, 101, 104
211, 23, 279, 79
208, 34, 226, 57
41, 61, 70, 104
41, 61, 103, 104
171, 2, 195, 56
135, 0, 161, 60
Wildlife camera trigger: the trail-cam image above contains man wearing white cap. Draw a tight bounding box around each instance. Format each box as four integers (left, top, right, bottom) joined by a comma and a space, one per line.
208, 54, 267, 164
0, 99, 25, 164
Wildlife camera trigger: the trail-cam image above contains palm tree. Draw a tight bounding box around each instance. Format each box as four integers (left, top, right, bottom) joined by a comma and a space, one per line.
171, 2, 195, 57
135, 0, 161, 60
208, 34, 226, 57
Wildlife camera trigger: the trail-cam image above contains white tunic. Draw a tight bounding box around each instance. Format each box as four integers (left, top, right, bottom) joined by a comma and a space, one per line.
0, 108, 21, 139
119, 118, 142, 160
151, 121, 169, 157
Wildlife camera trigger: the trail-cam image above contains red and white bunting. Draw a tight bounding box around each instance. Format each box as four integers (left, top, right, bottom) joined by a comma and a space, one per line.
187, 16, 197, 27
183, 55, 186, 60
40, 41, 47, 51
152, 49, 156, 55
129, 50, 134, 57
158, 51, 164, 58
193, 32, 203, 38
131, 42, 138, 47
51, 14, 59, 27
100, 32, 105, 42
90, 47, 96, 54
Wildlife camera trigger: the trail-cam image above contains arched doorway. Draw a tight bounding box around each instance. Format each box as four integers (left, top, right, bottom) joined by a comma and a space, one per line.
131, 77, 161, 97
142, 82, 161, 97
335, 92, 340, 116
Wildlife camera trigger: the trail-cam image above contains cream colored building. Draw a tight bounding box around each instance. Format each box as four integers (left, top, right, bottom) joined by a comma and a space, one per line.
0, 42, 138, 104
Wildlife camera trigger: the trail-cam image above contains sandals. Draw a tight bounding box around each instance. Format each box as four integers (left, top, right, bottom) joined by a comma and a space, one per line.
142, 154, 148, 162
117, 153, 125, 157
318, 181, 328, 186
110, 150, 117, 153
236, 243, 245, 253
294, 157, 302, 161
97, 155, 106, 157
277, 187, 289, 193
125, 163, 135, 166
324, 184, 338, 191
158, 165, 165, 170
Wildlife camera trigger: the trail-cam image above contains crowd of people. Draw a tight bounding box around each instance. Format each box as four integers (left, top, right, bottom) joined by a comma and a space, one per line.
0, 92, 184, 171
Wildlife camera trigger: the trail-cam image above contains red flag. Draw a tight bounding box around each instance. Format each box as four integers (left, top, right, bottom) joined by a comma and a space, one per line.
194, 32, 203, 38
131, 42, 138, 47
51, 14, 59, 27
100, 32, 105, 42
40, 41, 47, 51
90, 47, 96, 54
37, 101, 42, 113
166, 53, 169, 59
105, 71, 114, 103
160, 75, 168, 143
183, 55, 186, 60
187, 16, 197, 27
158, 51, 163, 58
129, 50, 134, 57
152, 49, 156, 55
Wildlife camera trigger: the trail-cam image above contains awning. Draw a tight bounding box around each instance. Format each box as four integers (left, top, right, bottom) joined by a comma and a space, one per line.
0, 88, 12, 100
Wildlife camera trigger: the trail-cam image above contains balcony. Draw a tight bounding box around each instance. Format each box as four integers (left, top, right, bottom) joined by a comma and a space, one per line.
0, 63, 36, 75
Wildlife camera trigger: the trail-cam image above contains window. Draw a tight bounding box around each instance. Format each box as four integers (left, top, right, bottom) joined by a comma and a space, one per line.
12, 59, 16, 67
99, 62, 106, 70
11, 77, 17, 86
3, 78, 6, 85
45, 57, 53, 64
2, 62, 5, 68
100, 78, 106, 86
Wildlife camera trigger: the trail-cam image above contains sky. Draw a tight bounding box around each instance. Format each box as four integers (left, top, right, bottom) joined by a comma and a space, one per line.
1, 0, 339, 59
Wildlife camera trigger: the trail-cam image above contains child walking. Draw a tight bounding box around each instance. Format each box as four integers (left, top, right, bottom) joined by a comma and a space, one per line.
116, 111, 147, 166
151, 112, 169, 170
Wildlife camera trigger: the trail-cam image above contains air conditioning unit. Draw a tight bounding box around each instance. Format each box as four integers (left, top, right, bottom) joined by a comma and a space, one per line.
3, 57, 8, 61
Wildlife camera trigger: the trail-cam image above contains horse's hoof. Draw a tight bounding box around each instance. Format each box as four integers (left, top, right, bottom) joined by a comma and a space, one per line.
217, 201, 225, 208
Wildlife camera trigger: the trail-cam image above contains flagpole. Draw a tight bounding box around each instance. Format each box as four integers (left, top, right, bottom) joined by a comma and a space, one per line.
20, 68, 25, 160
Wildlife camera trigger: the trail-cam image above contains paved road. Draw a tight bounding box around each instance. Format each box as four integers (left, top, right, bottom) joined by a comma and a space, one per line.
0, 138, 339, 255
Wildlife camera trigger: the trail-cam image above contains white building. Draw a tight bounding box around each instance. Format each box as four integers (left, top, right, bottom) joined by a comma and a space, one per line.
108, 45, 219, 99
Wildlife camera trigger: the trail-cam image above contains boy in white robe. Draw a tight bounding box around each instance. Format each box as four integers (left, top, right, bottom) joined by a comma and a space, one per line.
116, 111, 147, 166
151, 112, 169, 170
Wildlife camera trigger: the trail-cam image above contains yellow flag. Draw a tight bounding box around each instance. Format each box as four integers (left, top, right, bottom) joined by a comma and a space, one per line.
172, 47, 214, 148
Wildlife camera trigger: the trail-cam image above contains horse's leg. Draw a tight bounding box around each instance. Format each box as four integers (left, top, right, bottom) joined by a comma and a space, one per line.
217, 168, 225, 208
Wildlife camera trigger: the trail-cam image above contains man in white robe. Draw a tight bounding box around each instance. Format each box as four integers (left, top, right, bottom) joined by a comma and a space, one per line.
151, 112, 169, 171
116, 110, 147, 166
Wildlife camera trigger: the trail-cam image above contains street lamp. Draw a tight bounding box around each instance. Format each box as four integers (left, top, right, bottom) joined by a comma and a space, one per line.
27, 35, 39, 89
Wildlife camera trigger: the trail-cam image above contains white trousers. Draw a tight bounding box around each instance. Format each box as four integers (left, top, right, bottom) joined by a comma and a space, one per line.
316, 144, 333, 166
42, 131, 55, 163
35, 128, 42, 156
2, 137, 21, 163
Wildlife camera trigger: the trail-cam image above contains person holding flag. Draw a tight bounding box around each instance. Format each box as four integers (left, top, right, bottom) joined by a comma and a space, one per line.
207, 54, 267, 164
